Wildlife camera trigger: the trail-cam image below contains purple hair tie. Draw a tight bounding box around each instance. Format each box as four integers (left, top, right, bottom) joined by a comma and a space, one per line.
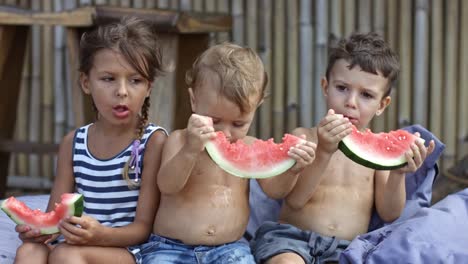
129, 139, 142, 182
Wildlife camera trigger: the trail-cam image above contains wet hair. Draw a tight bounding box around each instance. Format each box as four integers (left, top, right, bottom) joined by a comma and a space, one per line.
185, 42, 268, 114
326, 32, 400, 97
79, 16, 163, 187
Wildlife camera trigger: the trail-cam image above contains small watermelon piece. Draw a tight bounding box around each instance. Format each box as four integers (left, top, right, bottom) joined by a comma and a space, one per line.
1, 193, 83, 234
338, 125, 424, 170
205, 132, 304, 178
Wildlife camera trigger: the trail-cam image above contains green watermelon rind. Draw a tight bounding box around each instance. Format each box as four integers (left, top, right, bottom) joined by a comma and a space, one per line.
0, 193, 84, 235
205, 141, 297, 179
338, 141, 407, 170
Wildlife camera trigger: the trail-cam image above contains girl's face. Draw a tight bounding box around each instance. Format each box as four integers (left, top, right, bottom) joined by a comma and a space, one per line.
322, 59, 391, 130
80, 49, 151, 127
189, 73, 259, 143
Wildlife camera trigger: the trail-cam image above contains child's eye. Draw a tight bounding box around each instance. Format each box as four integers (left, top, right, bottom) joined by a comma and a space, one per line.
361, 92, 374, 99
233, 122, 246, 128
102, 77, 114, 82
130, 78, 143, 84
212, 119, 220, 125
336, 85, 347, 91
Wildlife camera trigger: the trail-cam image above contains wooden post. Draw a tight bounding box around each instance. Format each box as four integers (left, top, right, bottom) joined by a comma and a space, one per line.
258, 0, 272, 139
459, 0, 468, 158
344, 0, 355, 36
299, 0, 313, 128
314, 0, 327, 123
0, 25, 29, 198
429, 0, 443, 139
371, 0, 386, 132
286, 0, 298, 132
272, 0, 285, 140
385, 0, 398, 131
398, 0, 412, 128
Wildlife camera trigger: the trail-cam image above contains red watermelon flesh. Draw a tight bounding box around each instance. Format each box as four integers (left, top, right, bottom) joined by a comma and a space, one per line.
205, 132, 304, 178
1, 193, 83, 234
338, 125, 424, 170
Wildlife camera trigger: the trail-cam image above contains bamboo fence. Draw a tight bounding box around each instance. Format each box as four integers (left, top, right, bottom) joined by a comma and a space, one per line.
2, 0, 467, 191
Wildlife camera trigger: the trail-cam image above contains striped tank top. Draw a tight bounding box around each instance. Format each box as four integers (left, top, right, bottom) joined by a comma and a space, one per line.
72, 123, 167, 227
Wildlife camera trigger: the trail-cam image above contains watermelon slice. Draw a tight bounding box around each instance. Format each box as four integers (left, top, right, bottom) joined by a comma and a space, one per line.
1, 193, 84, 234
338, 125, 424, 170
205, 132, 303, 178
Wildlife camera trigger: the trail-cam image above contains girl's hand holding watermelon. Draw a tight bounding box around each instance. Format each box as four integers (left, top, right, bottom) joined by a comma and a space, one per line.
186, 114, 216, 153
58, 215, 103, 245
15, 224, 58, 244
316, 109, 353, 155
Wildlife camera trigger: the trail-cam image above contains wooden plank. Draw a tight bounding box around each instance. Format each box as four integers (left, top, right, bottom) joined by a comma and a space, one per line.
258, 0, 272, 139
272, 0, 285, 141
231, 0, 244, 45
215, 0, 230, 43
0, 6, 232, 33
358, 0, 371, 32
385, 0, 398, 130
145, 0, 157, 9
0, 25, 29, 198
329, 0, 342, 38
429, 0, 443, 138
344, 0, 355, 36
7, 175, 53, 189
0, 140, 59, 154
150, 33, 177, 131
442, 0, 459, 170
398, 0, 412, 128
314, 0, 327, 123
286, 0, 298, 132
246, 0, 258, 136
459, 0, 468, 158
412, 0, 429, 128
371, 0, 386, 132
299, 0, 313, 128
173, 34, 210, 130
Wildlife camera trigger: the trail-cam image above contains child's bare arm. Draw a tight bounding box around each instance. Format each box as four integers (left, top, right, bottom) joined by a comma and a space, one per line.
58, 130, 167, 247
258, 137, 316, 199
285, 110, 352, 209
157, 114, 216, 194
375, 134, 435, 222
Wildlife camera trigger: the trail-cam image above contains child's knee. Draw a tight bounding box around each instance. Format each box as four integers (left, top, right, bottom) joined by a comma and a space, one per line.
15, 242, 48, 263
48, 244, 84, 264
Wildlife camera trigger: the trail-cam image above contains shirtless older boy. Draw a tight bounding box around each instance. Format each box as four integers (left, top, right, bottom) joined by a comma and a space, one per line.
251, 32, 435, 264
139, 43, 316, 263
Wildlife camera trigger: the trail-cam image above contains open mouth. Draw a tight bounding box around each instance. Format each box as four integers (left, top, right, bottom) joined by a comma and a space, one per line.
112, 105, 130, 118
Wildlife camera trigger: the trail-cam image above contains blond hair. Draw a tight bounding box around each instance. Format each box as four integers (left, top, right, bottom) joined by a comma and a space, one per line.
186, 42, 268, 113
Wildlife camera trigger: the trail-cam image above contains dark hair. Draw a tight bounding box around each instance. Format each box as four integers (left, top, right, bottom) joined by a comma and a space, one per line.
79, 16, 163, 186
326, 32, 400, 97
185, 42, 268, 114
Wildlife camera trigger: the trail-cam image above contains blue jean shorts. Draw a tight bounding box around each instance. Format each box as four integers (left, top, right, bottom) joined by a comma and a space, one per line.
128, 233, 255, 264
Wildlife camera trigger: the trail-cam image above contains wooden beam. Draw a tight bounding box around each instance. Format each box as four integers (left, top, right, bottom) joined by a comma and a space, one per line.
0, 140, 59, 154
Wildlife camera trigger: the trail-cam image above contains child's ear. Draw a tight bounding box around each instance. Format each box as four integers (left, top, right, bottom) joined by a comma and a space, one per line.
79, 72, 91, 95
376, 96, 391, 116
188, 87, 196, 112
321, 76, 329, 97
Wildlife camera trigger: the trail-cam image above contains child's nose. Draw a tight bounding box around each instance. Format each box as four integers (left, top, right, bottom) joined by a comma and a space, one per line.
345, 93, 357, 108
116, 80, 128, 98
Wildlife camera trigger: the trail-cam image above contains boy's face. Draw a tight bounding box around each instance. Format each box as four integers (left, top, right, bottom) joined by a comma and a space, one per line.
322, 59, 391, 130
189, 73, 259, 143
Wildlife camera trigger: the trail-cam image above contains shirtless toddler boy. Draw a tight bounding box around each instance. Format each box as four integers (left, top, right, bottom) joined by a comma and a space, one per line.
140, 43, 316, 263
251, 32, 435, 264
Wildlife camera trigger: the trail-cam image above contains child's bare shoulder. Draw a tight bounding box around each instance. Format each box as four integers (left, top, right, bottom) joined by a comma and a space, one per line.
291, 127, 318, 143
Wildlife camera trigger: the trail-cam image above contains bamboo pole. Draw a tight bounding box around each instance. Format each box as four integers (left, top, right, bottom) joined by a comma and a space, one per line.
258, 0, 272, 139
64, 0, 77, 132
299, 0, 312, 128
191, 0, 202, 12
429, 0, 443, 139
179, 0, 190, 11
120, 0, 131, 8
169, 0, 178, 10
344, 0, 355, 36
286, 0, 298, 132
28, 0, 41, 178
371, 0, 386, 132
442, 0, 459, 170
157, 0, 169, 9
108, 0, 119, 6
398, 0, 412, 128
79, 0, 91, 6
314, 0, 327, 123
95, 0, 107, 5
145, 0, 157, 9
133, 0, 144, 8
231, 0, 244, 45
412, 0, 429, 128
459, 0, 468, 158
42, 0, 53, 179
272, 0, 285, 140
385, 0, 398, 131
215, 0, 230, 43
358, 0, 371, 33
246, 0, 258, 136
329, 0, 342, 38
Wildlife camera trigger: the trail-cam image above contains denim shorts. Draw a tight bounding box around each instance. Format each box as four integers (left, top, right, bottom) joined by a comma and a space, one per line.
128, 234, 255, 264
250, 221, 350, 264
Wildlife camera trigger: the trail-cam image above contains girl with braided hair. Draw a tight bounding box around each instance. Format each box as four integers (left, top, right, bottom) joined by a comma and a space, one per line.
14, 16, 168, 264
